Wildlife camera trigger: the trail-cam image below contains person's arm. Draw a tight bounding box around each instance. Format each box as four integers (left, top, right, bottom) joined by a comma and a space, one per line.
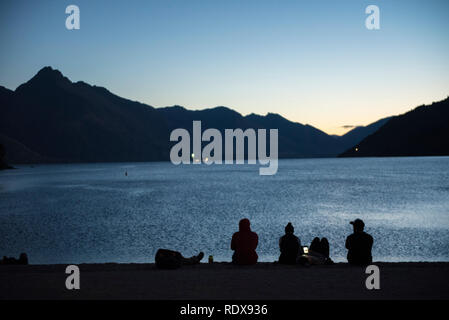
345, 236, 350, 249
279, 237, 283, 251
368, 234, 373, 250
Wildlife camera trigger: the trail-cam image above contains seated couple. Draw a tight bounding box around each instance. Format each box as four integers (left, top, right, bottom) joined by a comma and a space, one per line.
279, 222, 333, 266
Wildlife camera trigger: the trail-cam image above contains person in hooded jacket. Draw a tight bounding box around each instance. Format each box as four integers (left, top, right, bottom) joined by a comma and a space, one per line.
278, 222, 303, 264
231, 218, 258, 265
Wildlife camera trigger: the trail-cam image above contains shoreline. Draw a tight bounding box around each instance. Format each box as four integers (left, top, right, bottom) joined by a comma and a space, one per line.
1, 262, 448, 300
6, 154, 449, 167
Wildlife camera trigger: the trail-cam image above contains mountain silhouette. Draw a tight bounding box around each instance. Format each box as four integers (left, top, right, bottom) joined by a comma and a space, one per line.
339, 97, 449, 157
1, 66, 438, 164
158, 106, 347, 158
1, 67, 169, 162
335, 117, 392, 150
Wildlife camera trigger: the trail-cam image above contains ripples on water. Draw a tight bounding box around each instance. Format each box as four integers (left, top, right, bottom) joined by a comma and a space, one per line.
0, 157, 448, 264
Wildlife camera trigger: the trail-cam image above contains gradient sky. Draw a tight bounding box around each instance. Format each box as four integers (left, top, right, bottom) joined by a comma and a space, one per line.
1, 0, 448, 135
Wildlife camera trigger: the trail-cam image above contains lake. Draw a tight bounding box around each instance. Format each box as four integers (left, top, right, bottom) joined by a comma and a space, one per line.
0, 157, 448, 264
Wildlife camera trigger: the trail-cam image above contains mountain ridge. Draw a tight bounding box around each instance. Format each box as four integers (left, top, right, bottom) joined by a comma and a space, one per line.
339, 97, 449, 157
3, 66, 444, 164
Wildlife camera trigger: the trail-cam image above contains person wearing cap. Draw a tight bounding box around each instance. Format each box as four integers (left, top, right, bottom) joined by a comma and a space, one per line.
278, 222, 303, 264
231, 218, 259, 265
345, 219, 373, 265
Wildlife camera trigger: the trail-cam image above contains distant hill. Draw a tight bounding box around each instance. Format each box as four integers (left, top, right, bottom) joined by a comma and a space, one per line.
0, 134, 50, 164
158, 106, 346, 158
335, 117, 392, 149
2, 66, 440, 164
0, 143, 13, 169
339, 97, 449, 157
0, 67, 349, 163
0, 67, 170, 163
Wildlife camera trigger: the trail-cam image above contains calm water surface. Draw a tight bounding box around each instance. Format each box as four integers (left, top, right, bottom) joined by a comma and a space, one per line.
0, 157, 448, 264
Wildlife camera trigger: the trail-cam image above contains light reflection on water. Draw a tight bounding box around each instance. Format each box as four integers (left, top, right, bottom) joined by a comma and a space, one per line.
0, 157, 448, 264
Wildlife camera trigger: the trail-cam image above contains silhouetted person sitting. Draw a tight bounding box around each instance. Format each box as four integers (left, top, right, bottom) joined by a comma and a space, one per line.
279, 222, 303, 265
0, 253, 28, 265
345, 219, 373, 265
298, 237, 333, 265
155, 249, 204, 269
231, 218, 258, 265
309, 237, 330, 257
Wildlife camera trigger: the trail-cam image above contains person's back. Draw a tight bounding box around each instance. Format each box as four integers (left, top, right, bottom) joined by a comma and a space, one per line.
345, 219, 373, 265
309, 237, 321, 254
309, 237, 330, 258
231, 218, 258, 265
279, 222, 301, 264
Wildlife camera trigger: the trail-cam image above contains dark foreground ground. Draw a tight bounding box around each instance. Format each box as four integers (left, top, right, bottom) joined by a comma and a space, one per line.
1, 262, 448, 300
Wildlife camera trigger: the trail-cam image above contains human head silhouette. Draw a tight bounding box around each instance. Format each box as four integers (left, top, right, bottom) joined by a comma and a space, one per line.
285, 222, 294, 234
19, 253, 28, 264
239, 218, 251, 232
350, 219, 365, 233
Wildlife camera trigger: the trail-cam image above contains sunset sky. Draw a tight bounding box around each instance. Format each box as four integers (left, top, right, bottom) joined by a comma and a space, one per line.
1, 0, 448, 135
